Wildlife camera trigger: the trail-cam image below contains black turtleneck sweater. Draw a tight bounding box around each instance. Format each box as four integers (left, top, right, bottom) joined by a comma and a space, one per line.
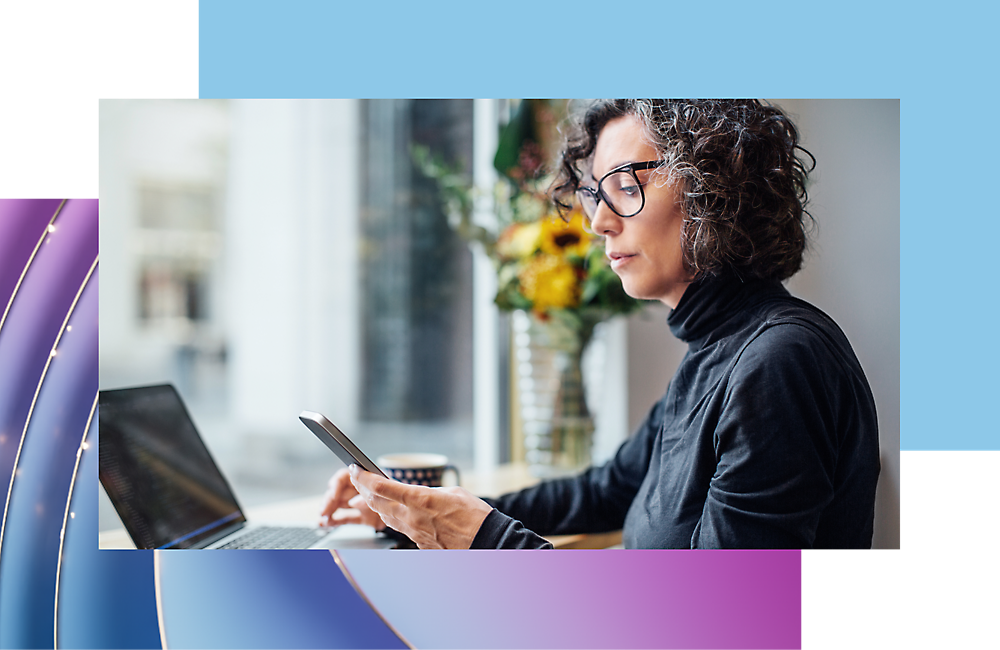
471, 275, 880, 549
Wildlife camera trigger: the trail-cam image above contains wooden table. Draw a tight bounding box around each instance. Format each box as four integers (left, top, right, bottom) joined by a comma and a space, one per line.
461, 463, 623, 548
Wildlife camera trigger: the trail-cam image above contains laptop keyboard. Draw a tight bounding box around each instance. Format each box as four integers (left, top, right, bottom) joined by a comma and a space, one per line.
217, 526, 327, 550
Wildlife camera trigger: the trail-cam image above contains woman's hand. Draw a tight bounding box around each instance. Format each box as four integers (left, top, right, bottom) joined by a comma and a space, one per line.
318, 467, 386, 530
348, 465, 493, 549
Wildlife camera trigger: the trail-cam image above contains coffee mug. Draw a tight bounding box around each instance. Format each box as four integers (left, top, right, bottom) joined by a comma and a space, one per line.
376, 453, 460, 487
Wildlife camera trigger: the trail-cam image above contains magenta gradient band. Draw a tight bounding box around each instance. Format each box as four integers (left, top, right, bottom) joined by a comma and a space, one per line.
338, 549, 800, 649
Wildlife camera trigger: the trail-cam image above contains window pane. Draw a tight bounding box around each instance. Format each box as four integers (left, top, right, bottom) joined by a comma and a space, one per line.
360, 99, 474, 423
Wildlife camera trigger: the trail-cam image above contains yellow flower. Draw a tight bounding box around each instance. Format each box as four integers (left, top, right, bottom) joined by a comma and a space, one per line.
496, 221, 543, 260
518, 254, 580, 313
540, 210, 594, 259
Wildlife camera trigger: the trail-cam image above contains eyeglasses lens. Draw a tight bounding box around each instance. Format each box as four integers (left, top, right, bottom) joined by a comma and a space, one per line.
576, 169, 644, 219
603, 170, 643, 217
577, 188, 598, 218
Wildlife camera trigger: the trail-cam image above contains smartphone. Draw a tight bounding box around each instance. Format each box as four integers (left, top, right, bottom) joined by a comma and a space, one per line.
299, 411, 387, 477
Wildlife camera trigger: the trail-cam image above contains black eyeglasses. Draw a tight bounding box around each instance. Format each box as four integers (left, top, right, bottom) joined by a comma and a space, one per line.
576, 160, 664, 219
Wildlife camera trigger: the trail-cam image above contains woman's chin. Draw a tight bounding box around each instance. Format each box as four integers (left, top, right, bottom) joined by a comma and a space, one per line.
620, 280, 680, 307
619, 280, 647, 301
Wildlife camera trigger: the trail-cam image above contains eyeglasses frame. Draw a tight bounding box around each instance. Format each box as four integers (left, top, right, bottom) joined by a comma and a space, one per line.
576, 160, 665, 219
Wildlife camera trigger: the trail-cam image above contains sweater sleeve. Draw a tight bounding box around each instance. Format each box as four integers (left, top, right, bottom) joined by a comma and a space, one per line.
691, 323, 842, 549
470, 398, 663, 548
469, 509, 553, 549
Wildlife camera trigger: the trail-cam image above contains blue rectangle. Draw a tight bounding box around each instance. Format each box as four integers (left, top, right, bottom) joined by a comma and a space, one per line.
198, 2, 999, 444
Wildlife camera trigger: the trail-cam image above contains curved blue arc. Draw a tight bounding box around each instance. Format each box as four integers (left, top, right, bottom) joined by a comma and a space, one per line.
330, 550, 416, 650
57, 411, 162, 649
0, 262, 99, 647
156, 550, 407, 649
53, 391, 98, 650
58, 404, 164, 650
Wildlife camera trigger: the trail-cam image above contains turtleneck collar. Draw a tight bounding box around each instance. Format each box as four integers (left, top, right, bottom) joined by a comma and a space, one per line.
667, 273, 785, 345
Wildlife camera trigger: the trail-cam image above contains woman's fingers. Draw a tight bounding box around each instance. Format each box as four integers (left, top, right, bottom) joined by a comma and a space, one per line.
349, 466, 414, 528
358, 487, 415, 530
327, 508, 365, 526
319, 468, 357, 521
319, 467, 386, 529
348, 465, 493, 549
348, 466, 421, 524
350, 465, 424, 504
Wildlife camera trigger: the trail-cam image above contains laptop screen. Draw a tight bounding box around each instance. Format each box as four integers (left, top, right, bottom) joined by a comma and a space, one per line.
99, 384, 245, 549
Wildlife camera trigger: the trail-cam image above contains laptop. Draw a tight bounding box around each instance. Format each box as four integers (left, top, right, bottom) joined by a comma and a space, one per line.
98, 384, 395, 550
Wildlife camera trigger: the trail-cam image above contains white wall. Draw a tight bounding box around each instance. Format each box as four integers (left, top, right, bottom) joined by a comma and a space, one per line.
783, 99, 900, 550
624, 100, 900, 548
99, 99, 230, 384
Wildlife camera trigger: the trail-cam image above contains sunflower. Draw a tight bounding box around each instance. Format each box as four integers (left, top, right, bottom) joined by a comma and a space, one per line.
539, 210, 594, 259
517, 254, 580, 313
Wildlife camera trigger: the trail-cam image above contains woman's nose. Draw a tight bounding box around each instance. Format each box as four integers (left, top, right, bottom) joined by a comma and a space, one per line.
588, 200, 621, 237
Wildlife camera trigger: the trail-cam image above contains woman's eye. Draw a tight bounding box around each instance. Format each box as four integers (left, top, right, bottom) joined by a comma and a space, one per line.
610, 176, 639, 196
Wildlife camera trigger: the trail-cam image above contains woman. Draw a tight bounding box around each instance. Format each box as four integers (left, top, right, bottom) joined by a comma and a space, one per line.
320, 99, 881, 549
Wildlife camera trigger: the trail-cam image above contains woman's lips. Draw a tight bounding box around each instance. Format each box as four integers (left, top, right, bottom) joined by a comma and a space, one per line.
607, 251, 637, 271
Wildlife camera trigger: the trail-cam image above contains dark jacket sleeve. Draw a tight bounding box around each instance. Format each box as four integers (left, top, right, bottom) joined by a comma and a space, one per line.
469, 398, 664, 548
470, 509, 553, 549
691, 323, 850, 548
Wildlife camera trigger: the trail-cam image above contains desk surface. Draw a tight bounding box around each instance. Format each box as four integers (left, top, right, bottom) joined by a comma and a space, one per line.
99, 463, 622, 550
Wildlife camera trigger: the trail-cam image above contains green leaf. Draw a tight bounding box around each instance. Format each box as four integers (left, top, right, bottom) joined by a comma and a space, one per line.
581, 275, 602, 304
494, 100, 537, 177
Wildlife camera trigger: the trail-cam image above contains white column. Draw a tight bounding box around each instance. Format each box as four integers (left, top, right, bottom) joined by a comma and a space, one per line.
472, 99, 500, 475
225, 100, 361, 446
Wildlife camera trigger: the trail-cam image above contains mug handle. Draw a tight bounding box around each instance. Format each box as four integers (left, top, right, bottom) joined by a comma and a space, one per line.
443, 464, 461, 487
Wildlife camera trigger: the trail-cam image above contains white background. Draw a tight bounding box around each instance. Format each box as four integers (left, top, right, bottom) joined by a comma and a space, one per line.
1, 2, 994, 649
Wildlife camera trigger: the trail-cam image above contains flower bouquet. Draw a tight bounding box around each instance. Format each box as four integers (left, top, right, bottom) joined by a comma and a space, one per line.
414, 100, 642, 333
414, 99, 644, 472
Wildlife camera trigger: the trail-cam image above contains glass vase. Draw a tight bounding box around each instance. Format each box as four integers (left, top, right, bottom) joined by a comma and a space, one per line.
513, 311, 597, 477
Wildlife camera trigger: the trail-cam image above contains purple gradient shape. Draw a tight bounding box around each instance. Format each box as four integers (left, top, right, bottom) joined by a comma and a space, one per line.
0, 201, 161, 648
0, 199, 64, 316
338, 550, 800, 649
156, 550, 407, 649
0, 199, 98, 522
0, 270, 98, 647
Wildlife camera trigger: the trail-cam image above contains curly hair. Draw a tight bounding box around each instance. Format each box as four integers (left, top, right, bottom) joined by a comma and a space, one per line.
551, 99, 816, 282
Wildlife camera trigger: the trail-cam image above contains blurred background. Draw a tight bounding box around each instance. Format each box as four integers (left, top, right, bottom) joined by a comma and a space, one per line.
98, 99, 899, 548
